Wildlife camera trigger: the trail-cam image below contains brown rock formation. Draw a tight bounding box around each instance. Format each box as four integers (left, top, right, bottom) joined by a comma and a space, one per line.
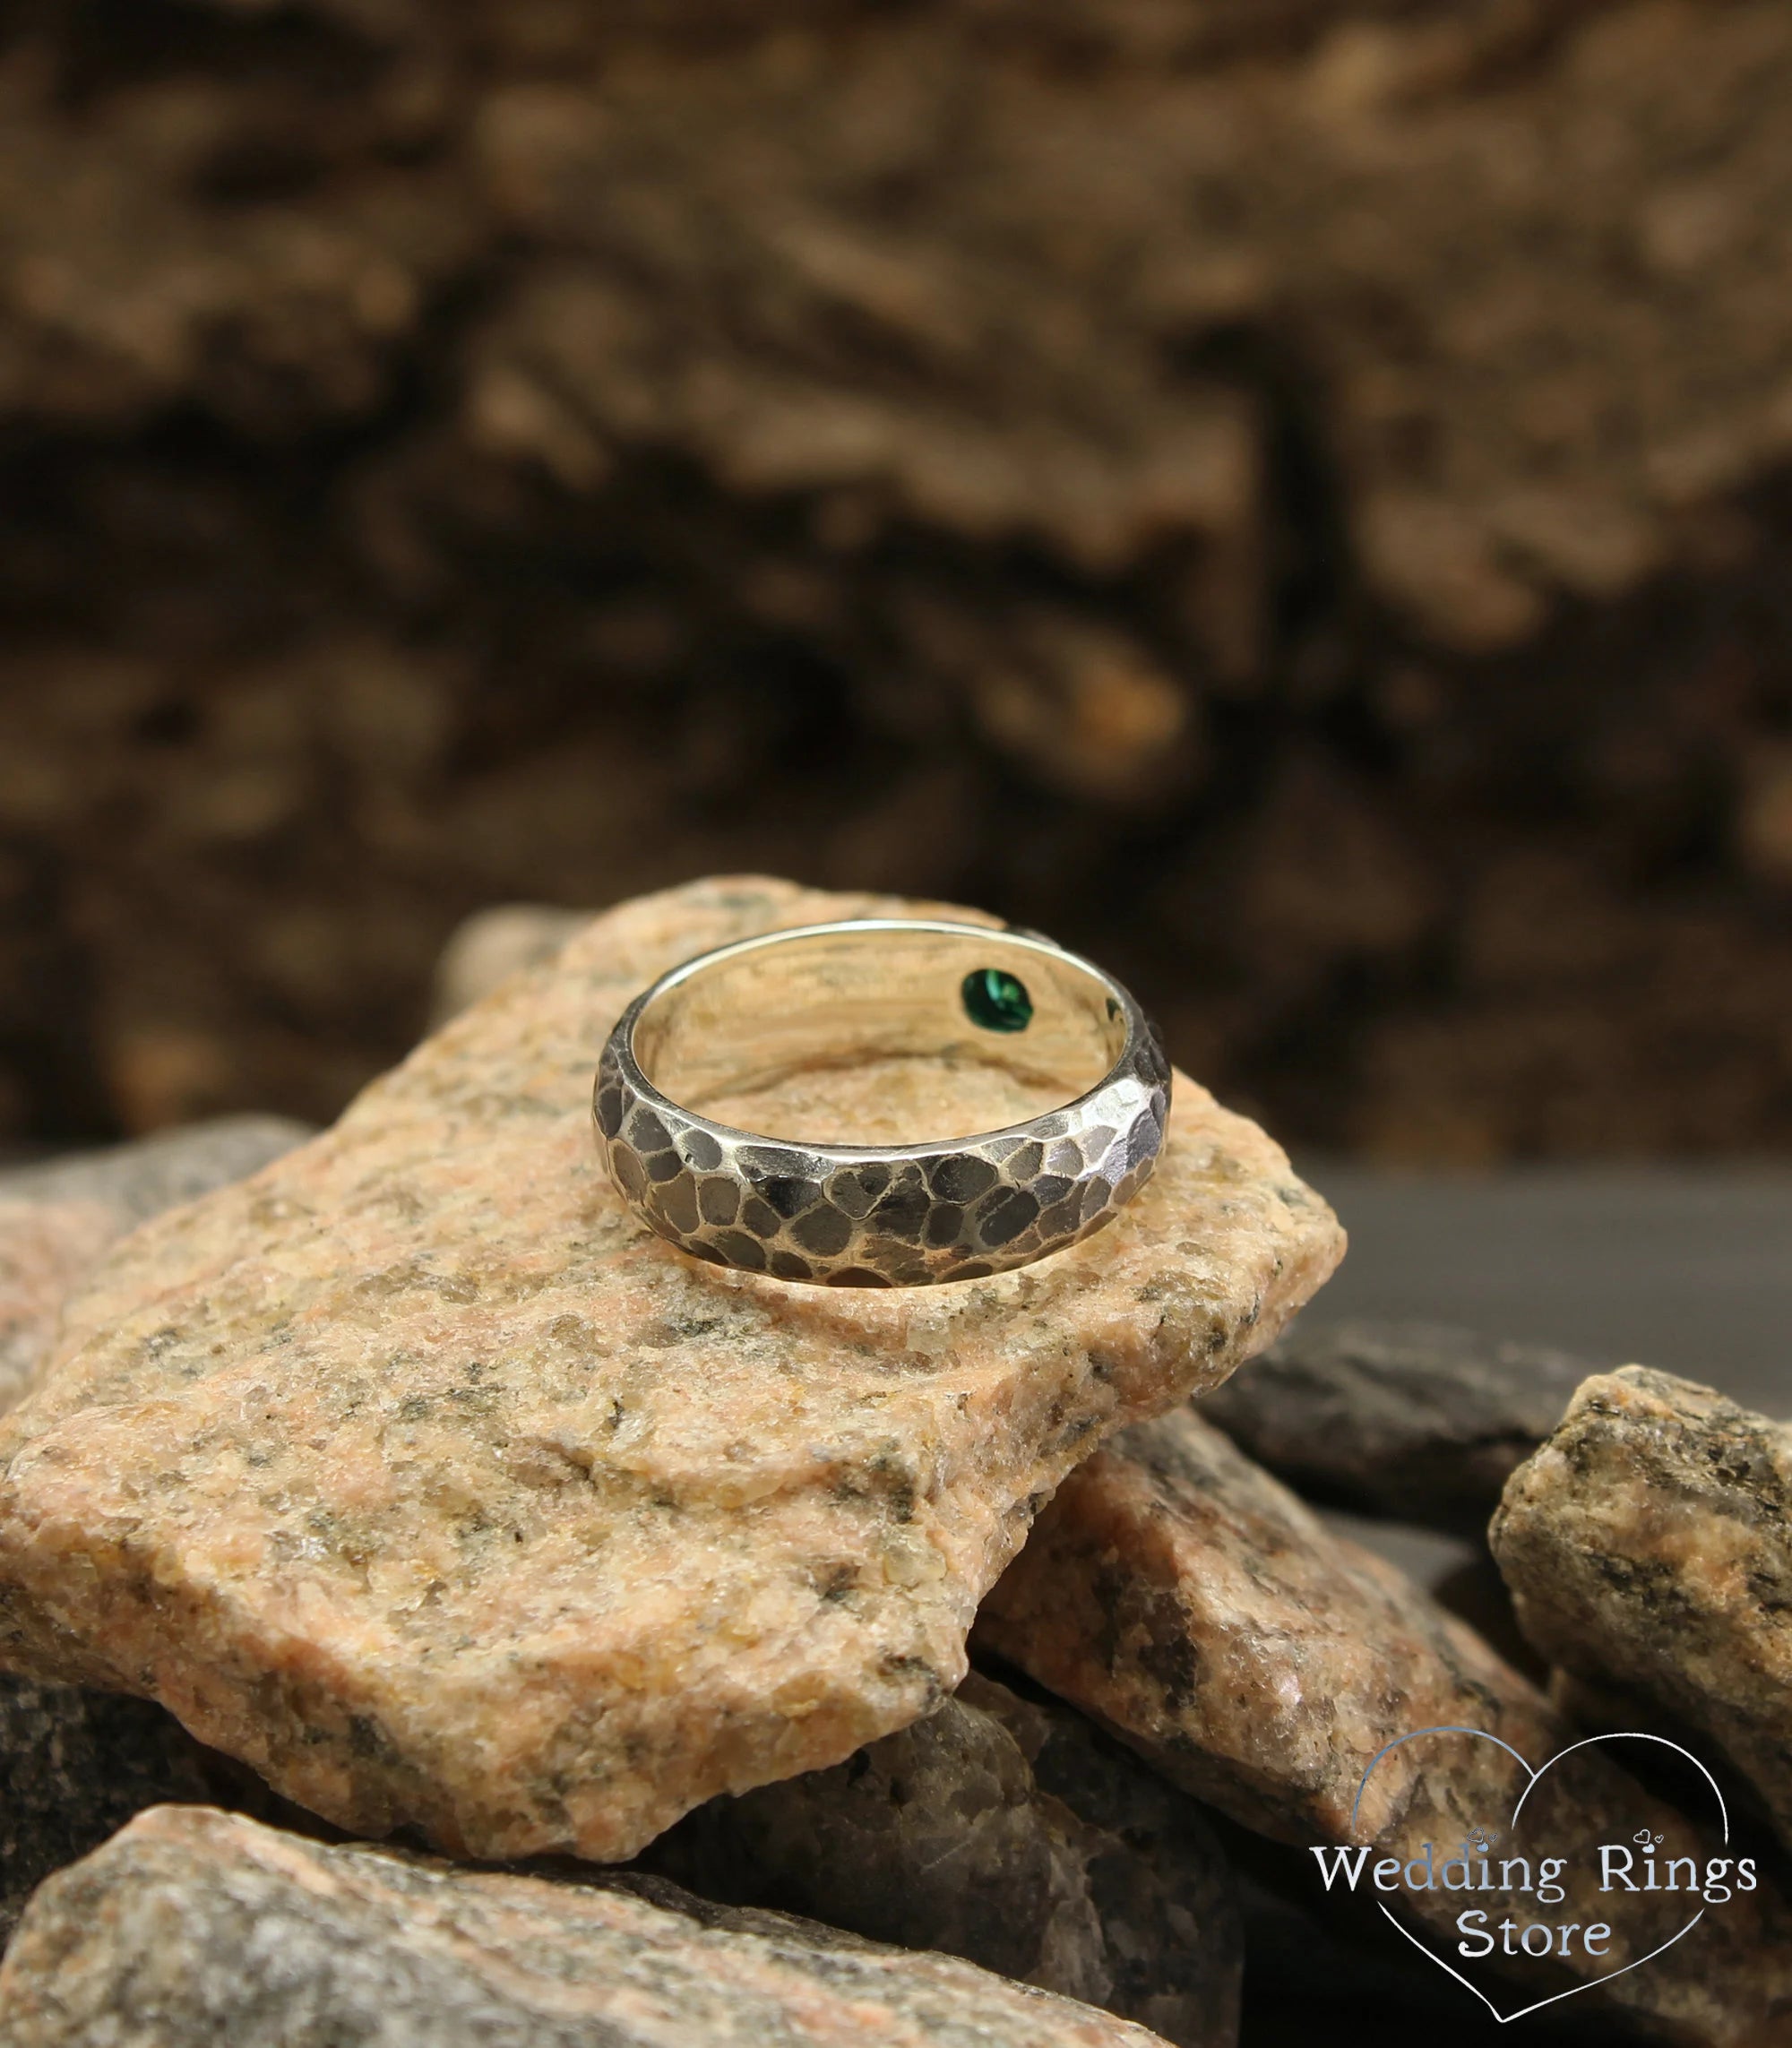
0, 877, 1341, 1863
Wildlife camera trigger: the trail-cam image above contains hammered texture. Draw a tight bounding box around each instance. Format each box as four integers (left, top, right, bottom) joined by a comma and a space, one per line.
593, 1031, 1171, 1287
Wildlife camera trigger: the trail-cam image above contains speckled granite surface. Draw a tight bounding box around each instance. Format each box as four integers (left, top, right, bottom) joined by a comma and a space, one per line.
1494, 1367, 1792, 1859
977, 1407, 1792, 2046
0, 1118, 313, 1417
0, 878, 1342, 1863
0, 1805, 1173, 2047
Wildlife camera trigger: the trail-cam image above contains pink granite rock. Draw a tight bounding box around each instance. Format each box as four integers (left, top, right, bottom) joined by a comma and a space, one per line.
977, 1407, 1792, 2045
0, 878, 1342, 1863
1493, 1367, 1792, 1859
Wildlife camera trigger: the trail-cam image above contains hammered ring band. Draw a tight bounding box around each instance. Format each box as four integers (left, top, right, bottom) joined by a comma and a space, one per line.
592, 919, 1170, 1287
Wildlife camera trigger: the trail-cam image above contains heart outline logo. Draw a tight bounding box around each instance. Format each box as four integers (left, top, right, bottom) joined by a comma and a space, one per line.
1348, 1726, 1729, 2026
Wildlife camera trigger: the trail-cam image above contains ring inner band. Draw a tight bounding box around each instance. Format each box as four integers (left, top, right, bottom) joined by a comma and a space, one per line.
631, 925, 1127, 1147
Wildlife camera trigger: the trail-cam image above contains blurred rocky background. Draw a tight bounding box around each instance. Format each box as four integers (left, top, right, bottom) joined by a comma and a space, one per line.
2, 0, 1790, 1159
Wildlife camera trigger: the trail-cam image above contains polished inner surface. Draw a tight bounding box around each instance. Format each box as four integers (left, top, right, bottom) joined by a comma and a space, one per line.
632, 925, 1126, 1146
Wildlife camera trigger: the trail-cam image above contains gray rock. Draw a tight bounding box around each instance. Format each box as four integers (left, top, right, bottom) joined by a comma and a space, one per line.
0, 1804, 1173, 2048
0, 1675, 211, 1950
1197, 1319, 1596, 1533
645, 1672, 1239, 2048
0, 1115, 313, 1416
429, 905, 592, 1027
0, 1114, 314, 1224
1492, 1366, 1792, 1857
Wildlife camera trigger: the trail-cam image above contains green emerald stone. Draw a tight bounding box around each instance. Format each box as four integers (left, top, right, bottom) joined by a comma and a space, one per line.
961, 967, 1033, 1033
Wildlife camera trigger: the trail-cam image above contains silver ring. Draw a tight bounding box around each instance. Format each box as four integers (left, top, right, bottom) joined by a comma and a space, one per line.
592, 919, 1170, 1287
